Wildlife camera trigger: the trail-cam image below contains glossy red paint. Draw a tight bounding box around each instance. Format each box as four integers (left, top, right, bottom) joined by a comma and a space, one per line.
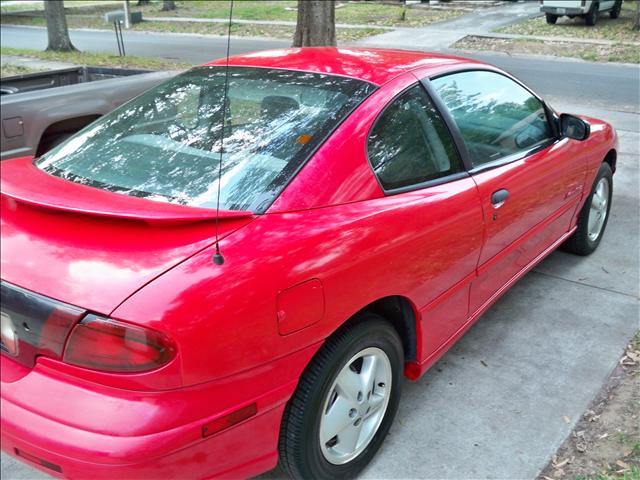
1, 48, 618, 479
204, 47, 482, 86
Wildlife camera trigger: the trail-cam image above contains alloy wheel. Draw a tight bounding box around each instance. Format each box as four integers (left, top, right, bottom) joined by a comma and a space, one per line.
587, 177, 609, 242
319, 347, 392, 465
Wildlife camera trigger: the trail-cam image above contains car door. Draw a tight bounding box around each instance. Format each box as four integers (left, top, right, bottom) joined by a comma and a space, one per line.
366, 83, 484, 362
430, 70, 586, 315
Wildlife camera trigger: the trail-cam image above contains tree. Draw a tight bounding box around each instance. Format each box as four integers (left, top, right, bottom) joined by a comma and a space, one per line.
635, 0, 639, 30
162, 0, 176, 11
137, 0, 150, 5
293, 0, 336, 47
44, 0, 77, 52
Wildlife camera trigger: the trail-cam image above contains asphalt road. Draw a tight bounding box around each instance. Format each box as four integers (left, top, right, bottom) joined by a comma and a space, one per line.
1, 24, 639, 114
0, 24, 291, 64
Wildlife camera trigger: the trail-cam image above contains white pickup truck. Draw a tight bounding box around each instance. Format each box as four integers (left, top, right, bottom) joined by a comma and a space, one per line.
540, 0, 622, 26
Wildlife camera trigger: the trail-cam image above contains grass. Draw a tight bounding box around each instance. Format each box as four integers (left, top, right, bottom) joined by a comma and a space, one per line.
0, 63, 43, 77
0, 12, 384, 41
592, 465, 640, 480
453, 35, 640, 64
139, 0, 466, 28
619, 432, 630, 444
495, 0, 639, 43
0, 0, 466, 40
142, 0, 299, 22
0, 1, 120, 13
0, 46, 192, 70
131, 20, 382, 42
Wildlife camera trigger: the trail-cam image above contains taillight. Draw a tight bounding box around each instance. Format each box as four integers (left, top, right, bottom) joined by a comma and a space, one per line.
63, 315, 175, 373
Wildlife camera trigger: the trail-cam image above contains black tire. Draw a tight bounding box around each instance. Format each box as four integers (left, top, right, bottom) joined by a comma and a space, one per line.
585, 2, 599, 26
546, 13, 558, 24
610, 0, 622, 18
278, 314, 404, 480
562, 162, 613, 256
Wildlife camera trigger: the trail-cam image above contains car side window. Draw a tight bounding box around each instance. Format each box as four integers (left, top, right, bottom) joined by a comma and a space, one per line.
431, 71, 553, 168
368, 85, 463, 191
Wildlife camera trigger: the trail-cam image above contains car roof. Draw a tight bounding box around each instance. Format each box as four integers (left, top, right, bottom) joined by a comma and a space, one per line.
203, 47, 484, 86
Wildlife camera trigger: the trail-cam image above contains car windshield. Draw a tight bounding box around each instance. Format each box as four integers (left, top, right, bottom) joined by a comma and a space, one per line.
36, 67, 376, 212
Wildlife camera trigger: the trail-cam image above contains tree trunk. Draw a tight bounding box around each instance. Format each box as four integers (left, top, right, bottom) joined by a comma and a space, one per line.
293, 0, 336, 47
162, 0, 176, 11
44, 0, 77, 52
635, 0, 640, 30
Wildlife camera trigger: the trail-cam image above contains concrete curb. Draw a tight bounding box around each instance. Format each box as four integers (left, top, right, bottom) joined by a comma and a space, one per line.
476, 31, 640, 47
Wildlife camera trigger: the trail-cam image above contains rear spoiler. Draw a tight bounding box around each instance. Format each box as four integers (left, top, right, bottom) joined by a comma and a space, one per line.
0, 157, 253, 226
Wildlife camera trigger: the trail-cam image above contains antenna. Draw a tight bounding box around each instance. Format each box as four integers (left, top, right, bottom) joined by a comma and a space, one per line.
213, 0, 234, 266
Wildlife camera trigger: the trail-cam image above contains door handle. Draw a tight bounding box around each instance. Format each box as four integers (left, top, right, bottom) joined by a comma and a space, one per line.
491, 189, 509, 209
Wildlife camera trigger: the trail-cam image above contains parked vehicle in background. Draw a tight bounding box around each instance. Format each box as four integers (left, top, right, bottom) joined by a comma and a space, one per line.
0, 48, 618, 479
0, 66, 176, 160
540, 0, 622, 26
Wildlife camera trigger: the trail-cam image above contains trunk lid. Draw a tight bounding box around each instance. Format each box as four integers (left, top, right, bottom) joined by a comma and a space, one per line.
1, 157, 254, 314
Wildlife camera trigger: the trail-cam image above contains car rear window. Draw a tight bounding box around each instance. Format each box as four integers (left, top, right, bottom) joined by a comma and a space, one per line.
37, 67, 376, 213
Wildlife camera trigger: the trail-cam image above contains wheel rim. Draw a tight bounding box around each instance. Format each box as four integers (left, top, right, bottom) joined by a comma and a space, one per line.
319, 347, 392, 465
587, 177, 609, 242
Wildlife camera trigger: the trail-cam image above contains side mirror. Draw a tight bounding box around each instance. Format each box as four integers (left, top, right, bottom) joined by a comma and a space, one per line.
560, 113, 590, 141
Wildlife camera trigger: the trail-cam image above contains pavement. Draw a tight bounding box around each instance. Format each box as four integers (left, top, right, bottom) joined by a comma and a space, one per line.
1, 3, 639, 478
359, 0, 540, 50
0, 24, 292, 64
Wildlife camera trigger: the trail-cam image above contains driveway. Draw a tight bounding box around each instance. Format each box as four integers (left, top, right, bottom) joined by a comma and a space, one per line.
358, 0, 541, 50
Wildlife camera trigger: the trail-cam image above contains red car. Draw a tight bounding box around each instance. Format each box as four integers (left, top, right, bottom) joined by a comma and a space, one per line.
1, 48, 616, 479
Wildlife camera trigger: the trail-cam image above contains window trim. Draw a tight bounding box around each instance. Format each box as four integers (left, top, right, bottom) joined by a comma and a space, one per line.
426, 67, 560, 174
260, 76, 378, 212
419, 77, 474, 172
365, 82, 469, 196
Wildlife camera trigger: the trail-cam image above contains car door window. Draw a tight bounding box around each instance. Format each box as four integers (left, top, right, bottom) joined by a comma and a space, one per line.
368, 85, 463, 191
431, 71, 553, 168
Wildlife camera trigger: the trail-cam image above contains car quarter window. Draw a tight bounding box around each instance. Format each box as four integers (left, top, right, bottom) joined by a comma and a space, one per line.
431, 71, 553, 168
367, 84, 463, 191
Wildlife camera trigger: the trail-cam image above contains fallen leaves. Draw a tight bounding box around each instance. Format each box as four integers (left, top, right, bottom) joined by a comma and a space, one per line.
620, 344, 640, 367
551, 456, 570, 469
584, 409, 601, 422
616, 459, 630, 470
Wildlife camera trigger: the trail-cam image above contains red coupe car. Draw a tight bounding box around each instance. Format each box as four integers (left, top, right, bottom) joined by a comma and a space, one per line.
1, 48, 617, 479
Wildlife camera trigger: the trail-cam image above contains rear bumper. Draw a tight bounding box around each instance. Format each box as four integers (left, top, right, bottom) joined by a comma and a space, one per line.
0, 344, 320, 479
1, 403, 282, 479
541, 6, 586, 15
